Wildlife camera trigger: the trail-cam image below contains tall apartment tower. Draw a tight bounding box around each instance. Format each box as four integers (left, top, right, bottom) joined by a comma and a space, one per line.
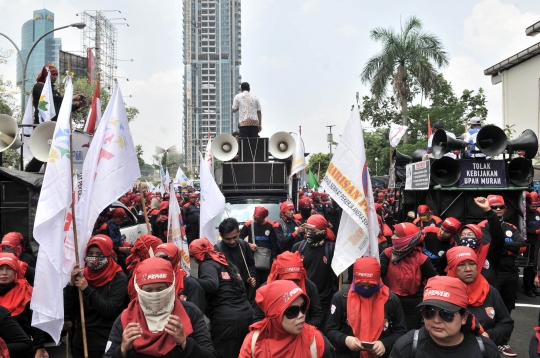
183, 0, 242, 173
17, 9, 62, 98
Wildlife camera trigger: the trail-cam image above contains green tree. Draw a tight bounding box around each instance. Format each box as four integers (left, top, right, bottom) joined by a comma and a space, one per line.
306, 153, 331, 180
136, 144, 145, 167
361, 16, 449, 142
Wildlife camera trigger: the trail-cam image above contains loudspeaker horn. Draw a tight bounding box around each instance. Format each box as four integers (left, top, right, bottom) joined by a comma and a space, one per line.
211, 134, 239, 162
411, 149, 427, 163
393, 149, 411, 166
431, 157, 461, 186
0, 114, 21, 152
476, 125, 508, 156
269, 131, 296, 159
508, 157, 533, 187
432, 129, 466, 159
29, 121, 56, 162
507, 129, 538, 159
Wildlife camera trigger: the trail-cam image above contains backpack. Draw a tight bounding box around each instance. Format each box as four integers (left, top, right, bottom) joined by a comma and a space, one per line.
411, 329, 486, 357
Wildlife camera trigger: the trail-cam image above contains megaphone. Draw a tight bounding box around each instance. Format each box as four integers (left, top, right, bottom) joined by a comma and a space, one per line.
0, 114, 21, 152
431, 157, 461, 186
476, 125, 508, 156
411, 149, 427, 163
432, 129, 466, 159
393, 149, 411, 166
211, 134, 238, 161
269, 131, 296, 159
508, 157, 533, 187
507, 129, 538, 159
29, 121, 56, 162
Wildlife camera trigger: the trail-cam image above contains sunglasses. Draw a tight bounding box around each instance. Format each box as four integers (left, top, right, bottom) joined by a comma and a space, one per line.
421, 306, 458, 323
490, 205, 505, 210
156, 254, 171, 261
284, 302, 307, 319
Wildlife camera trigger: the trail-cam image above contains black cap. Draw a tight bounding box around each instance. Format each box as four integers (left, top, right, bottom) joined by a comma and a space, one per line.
433, 122, 445, 130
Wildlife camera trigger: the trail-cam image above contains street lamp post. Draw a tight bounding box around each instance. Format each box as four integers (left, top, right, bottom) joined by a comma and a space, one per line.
375, 157, 378, 175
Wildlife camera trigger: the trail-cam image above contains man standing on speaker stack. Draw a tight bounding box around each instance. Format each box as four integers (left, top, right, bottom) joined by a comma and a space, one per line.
232, 82, 262, 138
464, 117, 486, 158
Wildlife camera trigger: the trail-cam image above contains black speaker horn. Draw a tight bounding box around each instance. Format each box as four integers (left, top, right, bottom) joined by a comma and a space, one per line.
431, 157, 461, 186
507, 129, 538, 159
411, 149, 427, 163
508, 157, 533, 187
476, 125, 508, 156
393, 149, 411, 166
432, 129, 467, 159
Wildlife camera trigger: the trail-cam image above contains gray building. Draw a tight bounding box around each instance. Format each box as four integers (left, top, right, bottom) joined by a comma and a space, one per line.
183, 0, 242, 172
16, 9, 62, 97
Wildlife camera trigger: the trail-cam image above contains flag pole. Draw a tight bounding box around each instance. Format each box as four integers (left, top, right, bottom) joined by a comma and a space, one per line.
68, 58, 89, 358
139, 183, 152, 234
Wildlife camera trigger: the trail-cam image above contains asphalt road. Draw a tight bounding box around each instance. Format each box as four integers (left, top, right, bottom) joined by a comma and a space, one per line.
47, 268, 539, 358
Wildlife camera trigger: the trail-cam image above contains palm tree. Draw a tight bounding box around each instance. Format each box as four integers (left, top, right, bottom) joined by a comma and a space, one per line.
361, 16, 449, 142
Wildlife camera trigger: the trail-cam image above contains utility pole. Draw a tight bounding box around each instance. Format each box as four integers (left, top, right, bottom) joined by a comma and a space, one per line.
326, 125, 336, 156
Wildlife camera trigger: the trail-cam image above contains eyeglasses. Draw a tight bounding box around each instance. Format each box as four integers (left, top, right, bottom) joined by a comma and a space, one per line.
490, 205, 505, 210
459, 233, 476, 238
284, 302, 307, 319
421, 306, 458, 323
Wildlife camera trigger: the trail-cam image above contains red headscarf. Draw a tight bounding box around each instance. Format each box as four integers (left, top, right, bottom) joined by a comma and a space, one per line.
126, 235, 163, 300
0, 253, 32, 316
189, 238, 228, 266
1, 232, 24, 258
267, 251, 308, 293
247, 280, 324, 358
347, 257, 389, 357
121, 258, 193, 356
306, 214, 335, 241
446, 246, 490, 307
35, 64, 58, 82
457, 224, 489, 270
253, 206, 269, 220
155, 243, 186, 296
84, 235, 123, 288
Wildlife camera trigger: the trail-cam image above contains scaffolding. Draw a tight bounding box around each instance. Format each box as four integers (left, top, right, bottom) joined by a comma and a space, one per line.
79, 11, 117, 90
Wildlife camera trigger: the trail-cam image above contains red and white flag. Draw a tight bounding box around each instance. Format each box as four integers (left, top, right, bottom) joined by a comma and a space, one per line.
84, 81, 101, 134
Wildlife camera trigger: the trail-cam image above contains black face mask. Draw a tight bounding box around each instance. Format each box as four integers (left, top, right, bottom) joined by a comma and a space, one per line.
300, 208, 311, 219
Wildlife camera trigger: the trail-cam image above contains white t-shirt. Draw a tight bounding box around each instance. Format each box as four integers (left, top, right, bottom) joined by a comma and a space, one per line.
232, 91, 262, 125
463, 128, 486, 158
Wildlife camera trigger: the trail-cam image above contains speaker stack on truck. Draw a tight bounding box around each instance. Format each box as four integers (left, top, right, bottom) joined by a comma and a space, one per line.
212, 132, 296, 198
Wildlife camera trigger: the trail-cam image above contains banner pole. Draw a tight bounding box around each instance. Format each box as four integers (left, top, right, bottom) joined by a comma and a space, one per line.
139, 183, 152, 234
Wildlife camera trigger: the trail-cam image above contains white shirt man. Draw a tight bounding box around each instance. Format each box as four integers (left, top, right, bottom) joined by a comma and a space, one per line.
232, 82, 262, 138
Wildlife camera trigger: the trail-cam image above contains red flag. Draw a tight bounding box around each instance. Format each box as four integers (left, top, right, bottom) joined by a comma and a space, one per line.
427, 115, 432, 138
88, 48, 95, 85
84, 81, 101, 134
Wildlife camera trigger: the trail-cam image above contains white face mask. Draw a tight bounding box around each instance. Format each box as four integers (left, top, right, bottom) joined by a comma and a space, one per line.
134, 278, 175, 332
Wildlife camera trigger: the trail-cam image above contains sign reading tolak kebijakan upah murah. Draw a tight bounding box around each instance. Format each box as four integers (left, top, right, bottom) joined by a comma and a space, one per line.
459, 160, 507, 188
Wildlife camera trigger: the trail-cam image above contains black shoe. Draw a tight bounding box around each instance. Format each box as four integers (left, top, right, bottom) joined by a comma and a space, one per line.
525, 289, 537, 298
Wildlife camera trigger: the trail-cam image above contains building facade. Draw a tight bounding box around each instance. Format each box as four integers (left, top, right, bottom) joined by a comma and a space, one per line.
16, 9, 62, 97
183, 0, 242, 172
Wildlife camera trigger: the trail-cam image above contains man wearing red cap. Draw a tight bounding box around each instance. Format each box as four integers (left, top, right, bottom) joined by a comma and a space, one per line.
422, 217, 460, 275
413, 204, 442, 228
239, 206, 278, 296
294, 197, 313, 224
98, 208, 130, 270
525, 192, 540, 297
274, 201, 305, 254
183, 194, 200, 245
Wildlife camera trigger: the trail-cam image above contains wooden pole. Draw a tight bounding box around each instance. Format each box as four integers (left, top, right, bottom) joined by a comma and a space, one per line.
389, 146, 393, 169
139, 183, 151, 234
338, 273, 343, 291
238, 243, 252, 279
68, 58, 89, 358
65, 332, 69, 358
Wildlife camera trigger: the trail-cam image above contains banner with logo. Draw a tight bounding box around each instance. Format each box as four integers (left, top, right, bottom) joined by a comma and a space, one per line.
405, 160, 430, 190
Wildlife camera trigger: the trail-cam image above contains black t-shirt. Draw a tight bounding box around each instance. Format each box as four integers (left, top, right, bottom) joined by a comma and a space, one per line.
422, 232, 455, 275
239, 220, 279, 258
388, 327, 499, 358
526, 210, 540, 246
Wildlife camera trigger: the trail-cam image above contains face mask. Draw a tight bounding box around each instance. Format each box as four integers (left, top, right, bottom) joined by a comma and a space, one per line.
84, 256, 108, 271
1, 247, 15, 254
300, 208, 311, 218
459, 237, 479, 250
307, 193, 312, 197
420, 215, 429, 222
306, 231, 326, 246
135, 281, 175, 316
353, 282, 382, 298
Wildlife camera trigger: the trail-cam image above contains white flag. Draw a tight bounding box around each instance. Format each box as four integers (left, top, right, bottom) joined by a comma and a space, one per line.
167, 183, 191, 275
146, 181, 155, 193
199, 152, 225, 244
389, 123, 408, 148
321, 102, 379, 276
31, 77, 74, 343
21, 95, 34, 160
204, 136, 214, 177
75, 83, 141, 264
175, 166, 190, 187
290, 133, 307, 177
37, 71, 56, 123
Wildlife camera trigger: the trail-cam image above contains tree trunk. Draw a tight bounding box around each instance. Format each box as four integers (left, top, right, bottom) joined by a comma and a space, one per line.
400, 95, 409, 143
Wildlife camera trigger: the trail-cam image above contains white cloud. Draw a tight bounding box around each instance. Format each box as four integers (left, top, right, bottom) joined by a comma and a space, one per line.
302, 0, 320, 13
335, 24, 360, 37
256, 55, 288, 69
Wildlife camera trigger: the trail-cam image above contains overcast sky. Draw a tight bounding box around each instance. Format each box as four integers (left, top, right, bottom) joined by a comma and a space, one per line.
0, 0, 538, 164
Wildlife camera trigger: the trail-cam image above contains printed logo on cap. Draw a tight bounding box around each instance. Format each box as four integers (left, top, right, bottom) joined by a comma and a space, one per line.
282, 287, 302, 302
383, 319, 389, 331
425, 289, 451, 298
485, 307, 495, 320
354, 272, 374, 278
282, 267, 302, 273
0, 257, 12, 262
455, 252, 472, 259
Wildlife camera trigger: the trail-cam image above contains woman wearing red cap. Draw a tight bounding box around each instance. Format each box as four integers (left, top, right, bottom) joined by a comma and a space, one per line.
380, 222, 437, 330
239, 280, 336, 358
325, 257, 407, 358
421, 217, 460, 275
413, 205, 442, 228
125, 234, 163, 300
446, 246, 514, 348
389, 276, 499, 357
274, 201, 305, 253
0, 253, 43, 357
104, 257, 215, 357
253, 251, 324, 329
1, 232, 36, 268
154, 243, 206, 312
189, 238, 253, 358
64, 235, 127, 358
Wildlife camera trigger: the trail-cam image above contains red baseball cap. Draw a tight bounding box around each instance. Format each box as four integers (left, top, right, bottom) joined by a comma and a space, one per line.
280, 201, 294, 213
487, 195, 505, 206
135, 257, 174, 288
417, 276, 469, 312
527, 192, 539, 205
352, 257, 380, 286
253, 206, 269, 220
298, 197, 312, 209
458, 224, 482, 240
441, 217, 461, 234
417, 205, 430, 215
